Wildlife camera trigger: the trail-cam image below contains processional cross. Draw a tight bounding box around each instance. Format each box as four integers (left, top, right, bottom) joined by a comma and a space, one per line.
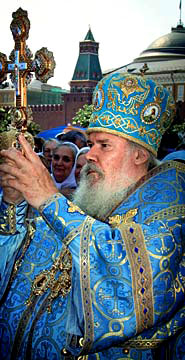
0, 7, 56, 150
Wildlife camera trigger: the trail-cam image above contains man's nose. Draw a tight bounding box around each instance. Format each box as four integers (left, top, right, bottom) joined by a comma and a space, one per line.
85, 146, 98, 162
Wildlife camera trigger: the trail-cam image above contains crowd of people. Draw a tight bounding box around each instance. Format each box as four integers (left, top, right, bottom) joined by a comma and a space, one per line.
35, 130, 89, 199
0, 72, 185, 360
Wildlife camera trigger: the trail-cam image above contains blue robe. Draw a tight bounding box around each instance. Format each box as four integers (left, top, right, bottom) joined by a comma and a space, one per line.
0, 161, 185, 359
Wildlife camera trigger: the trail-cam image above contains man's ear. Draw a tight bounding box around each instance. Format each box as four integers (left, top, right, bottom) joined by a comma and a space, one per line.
134, 148, 149, 165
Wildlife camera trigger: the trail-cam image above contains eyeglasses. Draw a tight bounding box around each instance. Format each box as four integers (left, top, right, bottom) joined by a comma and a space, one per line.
53, 154, 72, 163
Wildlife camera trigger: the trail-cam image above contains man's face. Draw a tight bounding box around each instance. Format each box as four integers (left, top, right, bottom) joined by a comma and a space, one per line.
43, 141, 57, 163
75, 154, 87, 184
52, 146, 74, 183
85, 132, 135, 191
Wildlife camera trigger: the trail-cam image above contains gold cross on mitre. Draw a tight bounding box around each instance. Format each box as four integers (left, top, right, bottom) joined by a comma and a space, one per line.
139, 63, 149, 76
0, 7, 56, 151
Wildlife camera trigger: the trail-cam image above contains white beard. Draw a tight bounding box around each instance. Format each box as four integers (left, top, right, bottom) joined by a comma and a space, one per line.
72, 163, 133, 220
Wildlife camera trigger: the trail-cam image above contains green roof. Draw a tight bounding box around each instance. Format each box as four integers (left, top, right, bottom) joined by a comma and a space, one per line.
51, 87, 68, 93
27, 89, 64, 105
84, 28, 95, 41
72, 53, 102, 81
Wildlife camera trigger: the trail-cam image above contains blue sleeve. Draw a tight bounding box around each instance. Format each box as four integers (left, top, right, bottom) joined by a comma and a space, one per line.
0, 193, 28, 299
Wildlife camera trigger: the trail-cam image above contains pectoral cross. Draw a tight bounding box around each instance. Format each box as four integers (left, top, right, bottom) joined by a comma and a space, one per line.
0, 7, 56, 148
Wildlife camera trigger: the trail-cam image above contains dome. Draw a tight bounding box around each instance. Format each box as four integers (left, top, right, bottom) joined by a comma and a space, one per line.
135, 24, 185, 62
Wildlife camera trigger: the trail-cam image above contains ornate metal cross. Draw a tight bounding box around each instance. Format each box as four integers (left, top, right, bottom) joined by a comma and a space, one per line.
0, 7, 55, 148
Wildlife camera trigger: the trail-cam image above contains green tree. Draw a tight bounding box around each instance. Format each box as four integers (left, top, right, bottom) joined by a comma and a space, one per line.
72, 104, 93, 128
0, 108, 10, 132
27, 120, 41, 136
0, 107, 41, 136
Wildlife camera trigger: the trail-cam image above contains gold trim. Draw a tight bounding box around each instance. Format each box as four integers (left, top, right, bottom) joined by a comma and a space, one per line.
120, 338, 165, 349
10, 297, 38, 359
80, 216, 95, 353
38, 192, 63, 213
86, 127, 157, 156
120, 222, 154, 333
145, 204, 185, 224
63, 224, 83, 246
26, 246, 72, 313
0, 203, 16, 234
109, 208, 138, 228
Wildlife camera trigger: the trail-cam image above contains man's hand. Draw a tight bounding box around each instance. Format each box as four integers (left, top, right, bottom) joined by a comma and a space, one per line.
0, 135, 58, 209
2, 187, 24, 205
0, 158, 24, 204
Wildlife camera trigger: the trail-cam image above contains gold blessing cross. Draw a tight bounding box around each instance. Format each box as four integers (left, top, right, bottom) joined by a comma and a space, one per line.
0, 7, 56, 150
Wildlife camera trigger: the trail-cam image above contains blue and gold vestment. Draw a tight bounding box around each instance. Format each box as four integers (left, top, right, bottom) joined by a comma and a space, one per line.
0, 161, 185, 360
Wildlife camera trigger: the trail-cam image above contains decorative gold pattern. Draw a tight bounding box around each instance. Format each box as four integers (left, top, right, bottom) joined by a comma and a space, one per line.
0, 7, 55, 152
80, 216, 95, 353
0, 204, 16, 234
26, 246, 72, 313
120, 338, 164, 349
11, 296, 38, 360
14, 219, 35, 274
34, 47, 56, 83
108, 208, 138, 228
0, 219, 35, 303
38, 192, 63, 212
7, 210, 83, 358
87, 125, 159, 156
145, 204, 185, 224
67, 200, 85, 215
120, 222, 154, 333
104, 160, 185, 221
88, 73, 176, 157
0, 128, 34, 152
63, 223, 83, 246
120, 77, 145, 98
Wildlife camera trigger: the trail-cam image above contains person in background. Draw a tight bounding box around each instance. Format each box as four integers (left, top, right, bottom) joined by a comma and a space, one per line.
42, 138, 60, 172
0, 72, 185, 360
75, 146, 89, 184
58, 130, 87, 149
51, 142, 78, 198
33, 137, 45, 154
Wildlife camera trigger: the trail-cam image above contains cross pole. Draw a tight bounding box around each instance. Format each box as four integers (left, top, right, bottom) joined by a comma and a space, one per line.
0, 7, 56, 145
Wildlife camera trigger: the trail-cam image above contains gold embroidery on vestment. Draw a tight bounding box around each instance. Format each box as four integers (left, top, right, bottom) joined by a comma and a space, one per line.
0, 203, 16, 234
80, 216, 95, 354
26, 247, 72, 313
108, 208, 138, 228
119, 222, 154, 333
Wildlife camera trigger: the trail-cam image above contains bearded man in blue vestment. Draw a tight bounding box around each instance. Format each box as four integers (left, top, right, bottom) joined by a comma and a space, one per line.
0, 72, 185, 360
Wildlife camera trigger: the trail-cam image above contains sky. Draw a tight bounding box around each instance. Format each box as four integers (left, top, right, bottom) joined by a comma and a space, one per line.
0, 0, 182, 90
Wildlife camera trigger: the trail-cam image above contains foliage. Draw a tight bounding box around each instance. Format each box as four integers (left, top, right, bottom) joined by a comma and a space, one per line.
165, 108, 185, 149
0, 107, 41, 136
0, 108, 10, 132
72, 104, 93, 128
27, 120, 41, 136
158, 106, 185, 159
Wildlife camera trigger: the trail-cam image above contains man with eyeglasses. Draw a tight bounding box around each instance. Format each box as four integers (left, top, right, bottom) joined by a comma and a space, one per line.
0, 73, 185, 360
42, 138, 60, 172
